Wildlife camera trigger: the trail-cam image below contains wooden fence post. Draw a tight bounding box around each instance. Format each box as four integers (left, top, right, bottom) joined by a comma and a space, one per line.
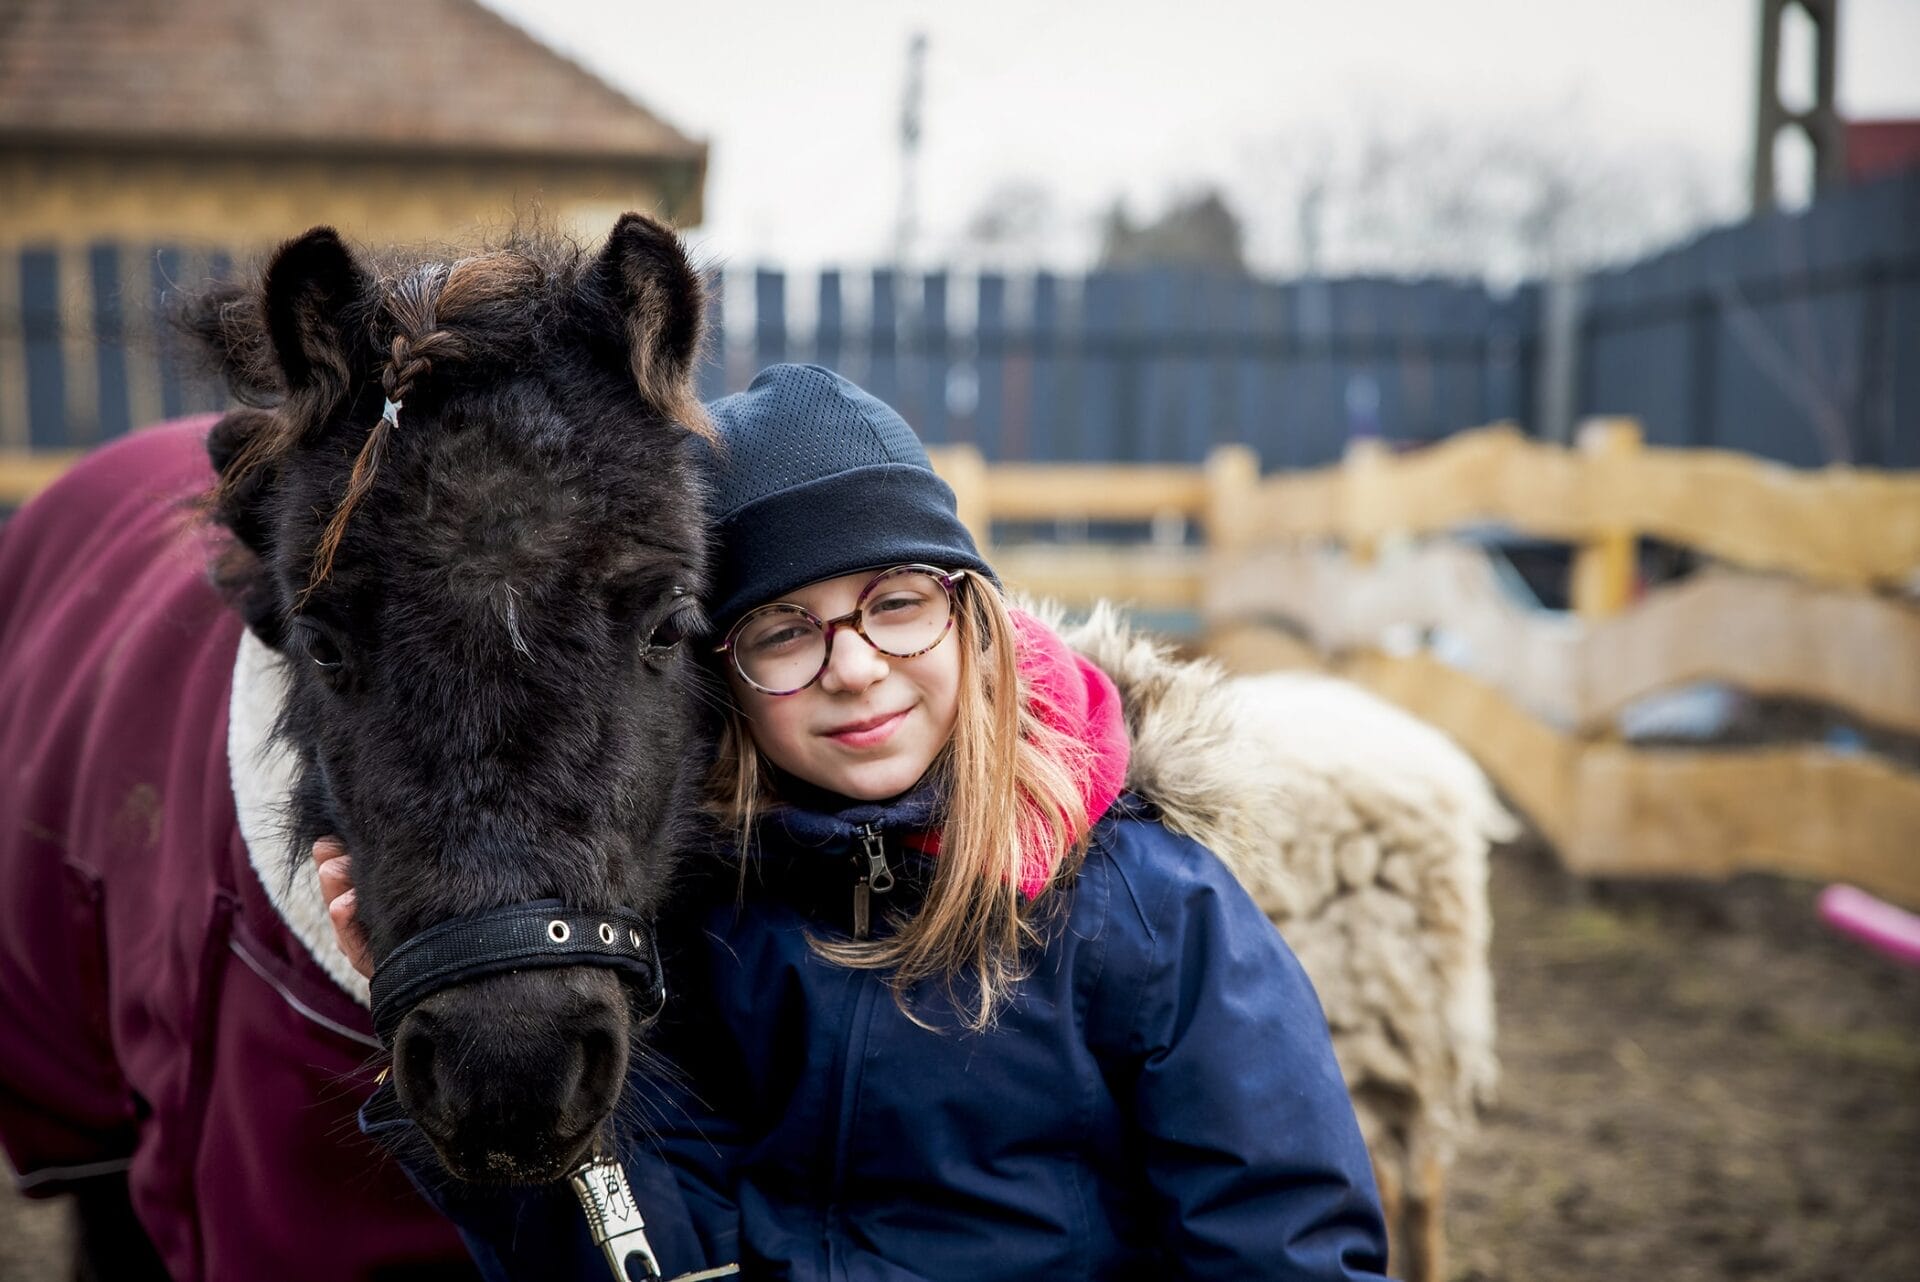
0, 245, 27, 450
940, 444, 990, 558
57, 243, 99, 446
123, 240, 166, 432
1342, 437, 1391, 564
1203, 445, 1259, 557
1202, 445, 1260, 630
1570, 418, 1643, 619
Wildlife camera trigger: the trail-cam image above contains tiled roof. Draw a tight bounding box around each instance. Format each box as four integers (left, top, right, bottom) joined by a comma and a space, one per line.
1846, 120, 1920, 182
0, 0, 703, 162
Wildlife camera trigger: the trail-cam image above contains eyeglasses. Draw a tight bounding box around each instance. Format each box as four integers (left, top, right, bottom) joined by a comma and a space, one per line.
716, 564, 971, 696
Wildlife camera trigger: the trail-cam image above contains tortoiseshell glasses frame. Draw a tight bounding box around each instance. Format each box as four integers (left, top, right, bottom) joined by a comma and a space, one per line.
715, 564, 972, 696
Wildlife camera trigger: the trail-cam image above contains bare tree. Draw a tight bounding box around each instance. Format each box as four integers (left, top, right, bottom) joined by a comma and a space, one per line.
952, 178, 1066, 272
1238, 107, 1738, 284
1097, 188, 1249, 273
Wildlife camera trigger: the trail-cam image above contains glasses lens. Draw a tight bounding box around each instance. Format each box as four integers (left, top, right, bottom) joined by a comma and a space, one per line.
861, 570, 953, 657
734, 606, 825, 693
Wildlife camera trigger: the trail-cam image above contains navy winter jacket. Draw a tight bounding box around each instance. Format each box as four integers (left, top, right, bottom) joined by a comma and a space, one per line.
374, 624, 1392, 1281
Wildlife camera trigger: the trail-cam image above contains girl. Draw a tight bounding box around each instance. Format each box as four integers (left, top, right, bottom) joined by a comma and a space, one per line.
320, 363, 1392, 1280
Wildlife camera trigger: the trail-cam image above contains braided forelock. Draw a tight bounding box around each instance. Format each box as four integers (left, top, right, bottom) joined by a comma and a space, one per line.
304, 264, 450, 604
303, 253, 551, 604
381, 262, 452, 403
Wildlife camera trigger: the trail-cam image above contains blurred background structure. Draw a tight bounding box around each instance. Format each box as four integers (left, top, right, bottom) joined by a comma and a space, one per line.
3, 1, 1919, 1280
2, 0, 1915, 469
0, 0, 704, 450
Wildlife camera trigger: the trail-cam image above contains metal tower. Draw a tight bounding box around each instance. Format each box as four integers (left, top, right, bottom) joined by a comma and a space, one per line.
1751, 0, 1846, 213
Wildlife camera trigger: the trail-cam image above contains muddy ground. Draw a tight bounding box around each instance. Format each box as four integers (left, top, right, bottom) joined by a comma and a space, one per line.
1448, 843, 1920, 1282
4, 842, 1917, 1280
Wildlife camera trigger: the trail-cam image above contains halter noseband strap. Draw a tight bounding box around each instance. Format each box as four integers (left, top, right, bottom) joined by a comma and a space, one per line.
368, 899, 665, 1046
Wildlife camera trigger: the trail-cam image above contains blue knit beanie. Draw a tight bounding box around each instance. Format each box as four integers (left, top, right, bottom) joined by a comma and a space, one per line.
702, 364, 996, 630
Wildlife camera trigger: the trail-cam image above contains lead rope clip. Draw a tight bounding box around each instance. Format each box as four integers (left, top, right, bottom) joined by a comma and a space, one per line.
568, 1153, 740, 1282
569, 1153, 663, 1280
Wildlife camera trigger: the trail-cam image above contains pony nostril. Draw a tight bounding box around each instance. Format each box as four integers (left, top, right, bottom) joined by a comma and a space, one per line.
580, 1024, 615, 1070
392, 1021, 443, 1123
570, 1022, 626, 1122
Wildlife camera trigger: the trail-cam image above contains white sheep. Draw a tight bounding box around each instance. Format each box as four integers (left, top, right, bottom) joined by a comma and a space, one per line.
1056, 602, 1512, 1282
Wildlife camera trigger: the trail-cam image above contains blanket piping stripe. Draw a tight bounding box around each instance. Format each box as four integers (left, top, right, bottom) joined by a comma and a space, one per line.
229, 936, 383, 1051
14, 1156, 135, 1191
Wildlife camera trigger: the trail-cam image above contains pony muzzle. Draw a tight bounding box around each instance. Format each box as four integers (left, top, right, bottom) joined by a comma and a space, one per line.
370, 900, 665, 1181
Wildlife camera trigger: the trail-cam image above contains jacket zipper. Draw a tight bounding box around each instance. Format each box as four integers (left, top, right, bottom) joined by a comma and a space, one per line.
822, 968, 882, 1280
850, 824, 895, 940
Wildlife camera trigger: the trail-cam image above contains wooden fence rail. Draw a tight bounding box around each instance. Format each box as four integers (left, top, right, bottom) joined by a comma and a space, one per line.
933, 422, 1920, 907
1249, 422, 1920, 592
0, 450, 79, 507
9, 422, 1920, 903
1206, 546, 1920, 740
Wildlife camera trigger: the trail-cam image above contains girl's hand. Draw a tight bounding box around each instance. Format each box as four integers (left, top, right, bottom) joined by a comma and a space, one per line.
312, 836, 374, 979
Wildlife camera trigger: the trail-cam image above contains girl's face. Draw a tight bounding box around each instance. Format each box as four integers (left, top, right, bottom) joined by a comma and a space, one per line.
725, 568, 963, 802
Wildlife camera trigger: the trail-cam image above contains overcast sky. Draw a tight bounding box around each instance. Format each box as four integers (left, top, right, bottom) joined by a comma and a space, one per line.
482, 0, 1920, 275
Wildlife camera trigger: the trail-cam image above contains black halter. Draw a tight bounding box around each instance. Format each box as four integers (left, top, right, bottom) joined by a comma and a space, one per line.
368, 899, 666, 1046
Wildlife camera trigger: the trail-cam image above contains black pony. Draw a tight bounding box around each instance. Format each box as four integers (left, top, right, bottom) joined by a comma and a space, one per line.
191, 215, 715, 1175
0, 213, 715, 1277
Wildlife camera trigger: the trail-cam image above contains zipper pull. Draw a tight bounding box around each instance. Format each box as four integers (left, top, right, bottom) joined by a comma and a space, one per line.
861, 825, 896, 894
851, 825, 893, 940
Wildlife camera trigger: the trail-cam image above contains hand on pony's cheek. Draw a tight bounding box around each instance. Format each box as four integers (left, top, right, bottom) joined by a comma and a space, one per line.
312, 837, 374, 979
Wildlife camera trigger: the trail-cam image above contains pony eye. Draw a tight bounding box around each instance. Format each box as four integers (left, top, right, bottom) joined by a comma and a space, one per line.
641, 593, 705, 663
294, 620, 344, 671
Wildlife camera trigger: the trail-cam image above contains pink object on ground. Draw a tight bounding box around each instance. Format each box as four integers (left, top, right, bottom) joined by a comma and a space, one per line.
1818, 884, 1920, 968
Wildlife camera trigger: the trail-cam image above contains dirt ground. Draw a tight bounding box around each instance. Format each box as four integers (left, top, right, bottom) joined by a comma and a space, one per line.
0, 1180, 63, 1281
4, 843, 1917, 1281
1448, 843, 1920, 1282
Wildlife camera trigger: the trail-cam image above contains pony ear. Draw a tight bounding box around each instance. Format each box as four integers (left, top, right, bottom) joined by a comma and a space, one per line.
206, 408, 277, 549
591, 213, 712, 437
205, 408, 288, 644
264, 226, 372, 395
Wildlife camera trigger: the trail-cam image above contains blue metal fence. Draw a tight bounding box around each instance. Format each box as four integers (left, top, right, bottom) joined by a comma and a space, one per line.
697, 269, 1533, 468
3, 169, 1914, 468
1579, 170, 1919, 468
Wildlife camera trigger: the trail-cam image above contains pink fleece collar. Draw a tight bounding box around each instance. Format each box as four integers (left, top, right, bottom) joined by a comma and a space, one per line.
905, 610, 1129, 897
1010, 608, 1130, 881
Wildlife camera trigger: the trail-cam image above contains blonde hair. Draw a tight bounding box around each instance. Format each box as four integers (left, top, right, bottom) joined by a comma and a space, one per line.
709, 577, 1095, 1029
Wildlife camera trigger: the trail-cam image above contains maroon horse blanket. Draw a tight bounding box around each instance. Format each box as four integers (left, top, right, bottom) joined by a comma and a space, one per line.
0, 419, 470, 1279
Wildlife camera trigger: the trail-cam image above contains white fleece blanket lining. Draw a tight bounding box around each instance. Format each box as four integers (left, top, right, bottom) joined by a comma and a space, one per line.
227, 629, 370, 1006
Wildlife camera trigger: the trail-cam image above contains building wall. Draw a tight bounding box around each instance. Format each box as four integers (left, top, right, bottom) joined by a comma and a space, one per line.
0, 148, 701, 247
0, 145, 704, 446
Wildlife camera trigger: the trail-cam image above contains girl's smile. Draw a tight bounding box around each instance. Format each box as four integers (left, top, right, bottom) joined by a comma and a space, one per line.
822, 705, 913, 748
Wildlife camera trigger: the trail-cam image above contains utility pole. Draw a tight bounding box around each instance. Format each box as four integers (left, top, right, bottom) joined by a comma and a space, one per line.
894, 31, 927, 270
1751, 0, 1846, 214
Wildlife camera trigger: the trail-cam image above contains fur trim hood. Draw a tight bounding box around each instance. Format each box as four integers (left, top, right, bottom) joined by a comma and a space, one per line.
1046, 599, 1512, 1153
1044, 599, 1515, 917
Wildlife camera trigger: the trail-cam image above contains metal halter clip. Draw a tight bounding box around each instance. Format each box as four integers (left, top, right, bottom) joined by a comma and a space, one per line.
569, 1153, 662, 1281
